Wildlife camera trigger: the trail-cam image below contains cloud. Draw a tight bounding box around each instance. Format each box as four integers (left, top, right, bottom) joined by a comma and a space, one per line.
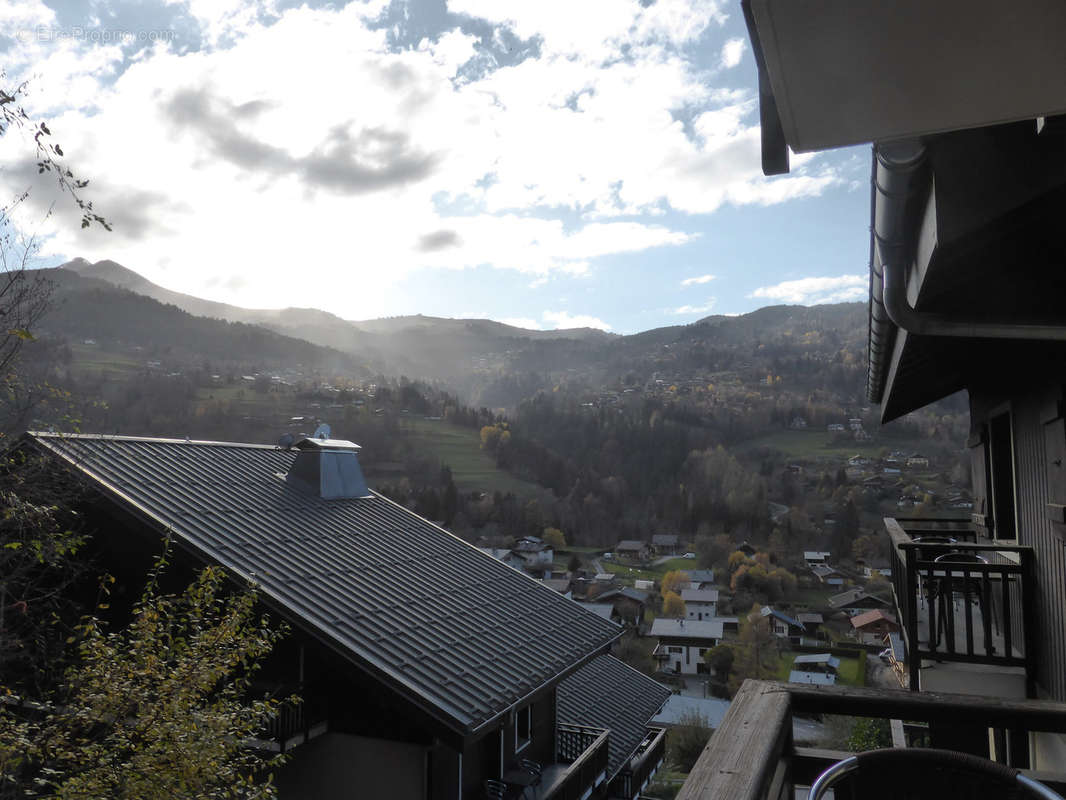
542, 310, 612, 331
671, 298, 716, 315
0, 0, 843, 321
719, 37, 745, 68
164, 88, 440, 195
417, 229, 461, 251
681, 273, 715, 286
498, 317, 542, 330
749, 275, 866, 305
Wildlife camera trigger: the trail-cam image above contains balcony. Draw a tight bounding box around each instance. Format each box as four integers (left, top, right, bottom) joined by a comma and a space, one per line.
609, 726, 667, 800
885, 517, 1037, 696
676, 680, 1066, 800
255, 686, 328, 753
539, 723, 610, 800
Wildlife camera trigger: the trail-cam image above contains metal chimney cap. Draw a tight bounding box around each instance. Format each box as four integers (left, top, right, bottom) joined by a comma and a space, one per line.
294, 437, 361, 451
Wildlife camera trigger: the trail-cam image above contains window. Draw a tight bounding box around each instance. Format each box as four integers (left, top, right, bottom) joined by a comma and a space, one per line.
986, 412, 1018, 541
668, 646, 683, 654
515, 705, 532, 753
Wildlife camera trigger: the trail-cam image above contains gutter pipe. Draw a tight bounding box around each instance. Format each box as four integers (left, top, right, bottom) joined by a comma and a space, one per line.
868, 139, 1066, 404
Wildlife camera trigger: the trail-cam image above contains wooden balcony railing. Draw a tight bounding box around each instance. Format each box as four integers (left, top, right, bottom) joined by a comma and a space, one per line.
885, 517, 1037, 694
543, 724, 610, 800
677, 680, 1066, 800
609, 726, 666, 800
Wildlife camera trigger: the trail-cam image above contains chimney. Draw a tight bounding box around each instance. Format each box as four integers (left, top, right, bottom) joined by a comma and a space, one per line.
285, 437, 371, 499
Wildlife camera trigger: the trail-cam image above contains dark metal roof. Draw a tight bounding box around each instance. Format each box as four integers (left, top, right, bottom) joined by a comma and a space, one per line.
30, 433, 621, 735
557, 655, 670, 779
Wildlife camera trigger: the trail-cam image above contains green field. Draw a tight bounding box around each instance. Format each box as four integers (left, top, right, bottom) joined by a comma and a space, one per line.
737, 430, 887, 460
398, 417, 546, 498
68, 343, 143, 379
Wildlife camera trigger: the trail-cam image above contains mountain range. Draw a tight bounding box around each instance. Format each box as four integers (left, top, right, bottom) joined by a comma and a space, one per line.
47, 258, 870, 408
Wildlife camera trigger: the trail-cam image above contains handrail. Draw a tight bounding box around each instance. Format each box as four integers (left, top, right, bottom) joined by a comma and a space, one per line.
678, 681, 1066, 800
885, 516, 1037, 692
546, 725, 609, 800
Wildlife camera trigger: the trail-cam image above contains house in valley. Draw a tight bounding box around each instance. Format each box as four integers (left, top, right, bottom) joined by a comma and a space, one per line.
649, 618, 724, 676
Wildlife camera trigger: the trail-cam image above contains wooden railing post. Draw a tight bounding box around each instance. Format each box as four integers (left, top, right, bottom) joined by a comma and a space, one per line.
676, 680, 791, 800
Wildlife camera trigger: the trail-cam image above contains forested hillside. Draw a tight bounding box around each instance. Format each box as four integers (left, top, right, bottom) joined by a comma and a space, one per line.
21, 261, 970, 568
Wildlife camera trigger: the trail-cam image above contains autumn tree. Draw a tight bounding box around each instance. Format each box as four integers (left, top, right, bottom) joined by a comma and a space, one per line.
728, 604, 780, 693
0, 557, 289, 798
662, 590, 686, 618
542, 526, 566, 549
661, 569, 686, 596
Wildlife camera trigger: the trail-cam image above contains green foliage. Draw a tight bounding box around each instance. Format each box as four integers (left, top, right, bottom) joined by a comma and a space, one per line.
1, 558, 289, 798
667, 711, 713, 773
704, 644, 735, 683
0, 474, 88, 696
846, 717, 892, 752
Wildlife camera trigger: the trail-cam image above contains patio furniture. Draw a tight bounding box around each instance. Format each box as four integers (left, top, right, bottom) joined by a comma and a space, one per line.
932, 551, 995, 650
809, 747, 1064, 800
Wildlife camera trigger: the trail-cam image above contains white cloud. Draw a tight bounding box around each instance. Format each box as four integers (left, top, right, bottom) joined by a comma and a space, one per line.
542, 310, 612, 331
671, 298, 716, 315
749, 275, 866, 305
498, 317, 542, 330
1, 0, 841, 320
719, 37, 745, 68
681, 273, 715, 286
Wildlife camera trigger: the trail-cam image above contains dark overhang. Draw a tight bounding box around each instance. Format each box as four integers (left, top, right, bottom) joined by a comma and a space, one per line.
867, 123, 1066, 421
742, 0, 1066, 176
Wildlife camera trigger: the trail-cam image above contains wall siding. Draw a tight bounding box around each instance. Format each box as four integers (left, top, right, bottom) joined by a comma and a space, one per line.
972, 388, 1066, 702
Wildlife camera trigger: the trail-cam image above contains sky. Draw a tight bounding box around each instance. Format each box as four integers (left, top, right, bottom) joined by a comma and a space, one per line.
1, 0, 871, 334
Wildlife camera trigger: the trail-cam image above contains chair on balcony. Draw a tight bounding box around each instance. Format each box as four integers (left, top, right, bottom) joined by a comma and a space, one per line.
912, 537, 958, 612
932, 551, 996, 650
808, 748, 1064, 800
518, 759, 542, 797
484, 779, 507, 800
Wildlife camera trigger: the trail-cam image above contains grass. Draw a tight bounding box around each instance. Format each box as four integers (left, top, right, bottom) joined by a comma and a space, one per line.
736, 430, 884, 460
600, 561, 661, 582
792, 586, 837, 608
68, 343, 143, 379
398, 417, 545, 498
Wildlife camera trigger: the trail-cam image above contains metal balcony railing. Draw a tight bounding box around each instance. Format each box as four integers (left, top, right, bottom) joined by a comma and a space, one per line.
885, 517, 1037, 694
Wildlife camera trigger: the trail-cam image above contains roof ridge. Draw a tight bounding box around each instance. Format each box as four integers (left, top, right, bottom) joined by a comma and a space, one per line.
29, 431, 280, 449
